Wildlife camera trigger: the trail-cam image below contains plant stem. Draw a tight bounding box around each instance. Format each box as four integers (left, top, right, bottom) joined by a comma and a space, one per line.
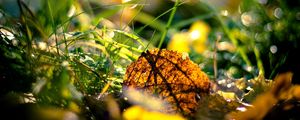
216, 15, 252, 67
214, 35, 221, 81
47, 0, 59, 55
158, 0, 180, 48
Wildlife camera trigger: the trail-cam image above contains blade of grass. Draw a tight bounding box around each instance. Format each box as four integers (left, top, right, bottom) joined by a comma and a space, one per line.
269, 55, 287, 79
121, 1, 145, 31
92, 6, 122, 25
136, 2, 185, 34
96, 38, 143, 53
72, 58, 107, 83
214, 35, 221, 81
113, 29, 145, 47
172, 12, 215, 29
131, 8, 166, 32
209, 6, 253, 68
47, 0, 59, 55
144, 30, 157, 52
158, 0, 180, 48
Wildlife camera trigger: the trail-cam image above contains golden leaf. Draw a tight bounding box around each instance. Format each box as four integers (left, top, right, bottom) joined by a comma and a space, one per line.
123, 105, 186, 120
123, 49, 210, 116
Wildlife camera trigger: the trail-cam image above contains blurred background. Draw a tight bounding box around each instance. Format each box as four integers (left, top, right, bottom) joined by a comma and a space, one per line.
0, 0, 299, 119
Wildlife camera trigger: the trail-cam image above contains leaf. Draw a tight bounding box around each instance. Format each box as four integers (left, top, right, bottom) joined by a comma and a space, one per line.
123, 87, 170, 111
227, 72, 294, 120
167, 32, 191, 53
123, 49, 211, 116
123, 105, 186, 120
242, 75, 274, 102
196, 94, 241, 120
113, 29, 145, 48
167, 20, 210, 54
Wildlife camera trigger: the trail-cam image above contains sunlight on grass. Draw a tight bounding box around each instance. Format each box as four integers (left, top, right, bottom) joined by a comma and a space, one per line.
0, 0, 299, 119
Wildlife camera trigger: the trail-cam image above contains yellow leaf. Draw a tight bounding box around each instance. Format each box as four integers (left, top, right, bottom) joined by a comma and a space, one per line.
217, 90, 237, 101
123, 106, 186, 120
73, 2, 91, 30
167, 32, 191, 53
228, 72, 294, 120
291, 85, 300, 100
69, 102, 81, 113
168, 20, 210, 54
61, 88, 71, 98
188, 21, 210, 42
188, 20, 210, 54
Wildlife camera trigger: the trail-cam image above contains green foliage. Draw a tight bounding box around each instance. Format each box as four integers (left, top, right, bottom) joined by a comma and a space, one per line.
0, 0, 143, 118
0, 0, 299, 119
0, 28, 34, 94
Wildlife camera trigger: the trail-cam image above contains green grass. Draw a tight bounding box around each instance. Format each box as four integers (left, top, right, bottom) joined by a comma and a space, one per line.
1, 0, 299, 119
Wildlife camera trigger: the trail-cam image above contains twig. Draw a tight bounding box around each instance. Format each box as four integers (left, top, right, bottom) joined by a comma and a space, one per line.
214, 34, 221, 81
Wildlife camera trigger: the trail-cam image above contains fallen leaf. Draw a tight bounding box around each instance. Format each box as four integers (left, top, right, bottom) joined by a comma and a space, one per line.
123, 49, 210, 116
123, 105, 186, 120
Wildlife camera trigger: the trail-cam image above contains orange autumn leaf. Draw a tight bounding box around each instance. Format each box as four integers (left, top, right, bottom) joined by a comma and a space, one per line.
123, 49, 210, 116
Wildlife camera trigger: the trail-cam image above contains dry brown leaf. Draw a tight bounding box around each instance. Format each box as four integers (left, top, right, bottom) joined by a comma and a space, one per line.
123, 49, 210, 116
227, 72, 295, 120
196, 94, 241, 120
